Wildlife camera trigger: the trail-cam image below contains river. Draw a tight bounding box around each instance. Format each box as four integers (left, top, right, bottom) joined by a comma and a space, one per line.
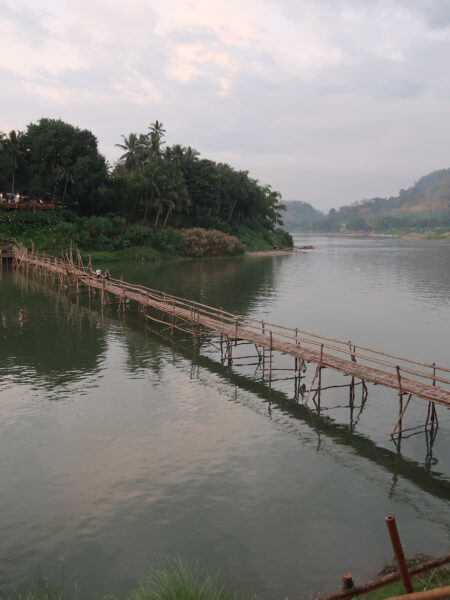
0, 235, 449, 598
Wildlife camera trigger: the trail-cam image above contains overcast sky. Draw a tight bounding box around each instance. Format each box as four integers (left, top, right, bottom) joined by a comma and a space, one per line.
1, 0, 450, 211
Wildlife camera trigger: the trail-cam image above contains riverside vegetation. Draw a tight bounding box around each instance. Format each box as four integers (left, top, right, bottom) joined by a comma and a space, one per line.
1, 558, 448, 600
0, 119, 292, 260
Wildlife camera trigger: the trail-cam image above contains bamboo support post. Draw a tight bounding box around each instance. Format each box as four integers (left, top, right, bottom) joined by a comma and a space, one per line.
172, 300, 175, 335
262, 321, 266, 374
395, 366, 404, 436
391, 395, 412, 438
342, 573, 354, 592
315, 343, 324, 404
385, 515, 413, 594
269, 330, 273, 385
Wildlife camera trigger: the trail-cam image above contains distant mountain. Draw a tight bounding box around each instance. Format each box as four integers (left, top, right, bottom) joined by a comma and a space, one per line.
283, 201, 324, 232
288, 169, 450, 234
342, 169, 450, 218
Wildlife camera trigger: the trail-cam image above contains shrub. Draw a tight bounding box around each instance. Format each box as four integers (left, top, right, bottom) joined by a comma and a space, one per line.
273, 228, 293, 248
87, 216, 114, 237
152, 229, 182, 253
181, 228, 243, 257
123, 225, 154, 247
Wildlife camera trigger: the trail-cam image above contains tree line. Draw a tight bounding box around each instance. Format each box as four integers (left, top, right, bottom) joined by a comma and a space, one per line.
0, 118, 286, 238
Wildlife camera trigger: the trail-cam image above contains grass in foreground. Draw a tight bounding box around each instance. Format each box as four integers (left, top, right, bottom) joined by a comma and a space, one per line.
0, 559, 239, 600
127, 559, 237, 600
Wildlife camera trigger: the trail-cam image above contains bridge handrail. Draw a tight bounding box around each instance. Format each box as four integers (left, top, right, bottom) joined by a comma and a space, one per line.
83, 270, 449, 384
226, 316, 450, 374
107, 275, 450, 375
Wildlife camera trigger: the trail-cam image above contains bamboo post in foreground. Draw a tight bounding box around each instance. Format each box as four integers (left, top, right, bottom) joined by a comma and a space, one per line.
342, 573, 354, 592
385, 515, 413, 594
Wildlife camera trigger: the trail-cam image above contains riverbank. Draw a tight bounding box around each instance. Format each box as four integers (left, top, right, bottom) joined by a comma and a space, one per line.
246, 248, 310, 257
0, 210, 293, 262
291, 231, 450, 240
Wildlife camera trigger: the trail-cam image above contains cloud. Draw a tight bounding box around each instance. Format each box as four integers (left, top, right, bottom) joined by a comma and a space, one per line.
1, 0, 450, 210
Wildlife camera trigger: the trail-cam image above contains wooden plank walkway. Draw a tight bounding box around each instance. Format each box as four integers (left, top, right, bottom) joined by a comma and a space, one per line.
8, 245, 450, 411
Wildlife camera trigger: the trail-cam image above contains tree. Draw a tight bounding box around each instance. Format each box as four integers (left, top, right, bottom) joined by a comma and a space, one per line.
109, 122, 287, 234
148, 120, 166, 157
24, 118, 107, 211
4, 130, 25, 194
56, 163, 75, 204
141, 160, 161, 222
115, 133, 145, 172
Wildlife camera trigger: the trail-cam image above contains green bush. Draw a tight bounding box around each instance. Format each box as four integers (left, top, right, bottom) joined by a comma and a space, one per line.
123, 224, 154, 247
87, 216, 114, 237
152, 229, 182, 253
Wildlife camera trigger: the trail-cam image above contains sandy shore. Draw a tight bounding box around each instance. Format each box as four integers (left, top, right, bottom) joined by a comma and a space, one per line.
246, 248, 305, 257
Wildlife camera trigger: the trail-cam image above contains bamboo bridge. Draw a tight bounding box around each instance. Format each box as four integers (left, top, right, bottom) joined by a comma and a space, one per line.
2, 242, 450, 438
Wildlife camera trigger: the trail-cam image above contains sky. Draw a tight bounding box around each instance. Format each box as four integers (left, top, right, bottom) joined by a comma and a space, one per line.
1, 0, 450, 211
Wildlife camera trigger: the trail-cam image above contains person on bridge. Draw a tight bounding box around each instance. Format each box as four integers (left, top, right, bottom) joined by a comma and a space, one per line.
105, 268, 110, 280
96, 268, 102, 279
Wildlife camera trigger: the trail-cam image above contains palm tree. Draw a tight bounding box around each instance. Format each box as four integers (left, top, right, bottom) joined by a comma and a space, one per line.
141, 161, 161, 222
148, 120, 166, 157
56, 163, 75, 204
165, 144, 185, 168
5, 130, 25, 194
115, 133, 145, 171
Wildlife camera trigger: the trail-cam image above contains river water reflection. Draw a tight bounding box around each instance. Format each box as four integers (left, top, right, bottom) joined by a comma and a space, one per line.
0, 236, 449, 599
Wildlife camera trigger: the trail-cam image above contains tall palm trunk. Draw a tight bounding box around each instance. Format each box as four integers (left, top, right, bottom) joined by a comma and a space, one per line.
142, 196, 150, 221
163, 206, 172, 228
62, 179, 68, 204
228, 197, 238, 221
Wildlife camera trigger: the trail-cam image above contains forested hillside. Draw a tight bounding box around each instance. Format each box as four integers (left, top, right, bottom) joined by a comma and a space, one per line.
291, 169, 450, 234
283, 201, 323, 231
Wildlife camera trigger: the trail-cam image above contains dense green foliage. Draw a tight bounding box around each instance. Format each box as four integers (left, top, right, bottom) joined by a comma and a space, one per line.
0, 210, 291, 261
0, 119, 290, 256
283, 201, 324, 231
287, 170, 450, 234
0, 120, 108, 213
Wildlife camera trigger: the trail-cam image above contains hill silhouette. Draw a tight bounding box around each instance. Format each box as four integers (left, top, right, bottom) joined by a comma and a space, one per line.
285, 169, 450, 234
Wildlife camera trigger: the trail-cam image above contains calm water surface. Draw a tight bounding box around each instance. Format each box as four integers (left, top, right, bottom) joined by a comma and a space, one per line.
0, 236, 449, 598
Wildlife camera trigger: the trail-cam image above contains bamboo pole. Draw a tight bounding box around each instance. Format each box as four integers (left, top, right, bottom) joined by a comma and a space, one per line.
385, 516, 413, 594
